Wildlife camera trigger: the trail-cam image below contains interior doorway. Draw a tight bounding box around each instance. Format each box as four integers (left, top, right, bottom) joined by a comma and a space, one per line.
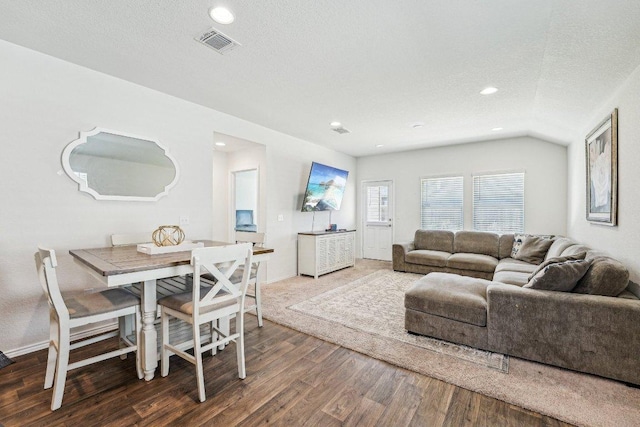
233, 169, 258, 233
362, 180, 394, 261
212, 131, 266, 243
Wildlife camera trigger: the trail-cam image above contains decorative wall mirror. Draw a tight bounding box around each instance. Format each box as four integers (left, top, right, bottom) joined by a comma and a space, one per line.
61, 127, 179, 201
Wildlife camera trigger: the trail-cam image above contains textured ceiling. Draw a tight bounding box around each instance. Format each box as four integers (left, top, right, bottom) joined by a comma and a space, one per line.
1, 0, 639, 157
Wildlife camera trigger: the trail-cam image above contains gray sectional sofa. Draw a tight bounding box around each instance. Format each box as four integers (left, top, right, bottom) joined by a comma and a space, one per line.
394, 230, 640, 385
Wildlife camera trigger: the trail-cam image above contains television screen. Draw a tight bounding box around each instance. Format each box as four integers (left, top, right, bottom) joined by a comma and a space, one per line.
301, 162, 349, 211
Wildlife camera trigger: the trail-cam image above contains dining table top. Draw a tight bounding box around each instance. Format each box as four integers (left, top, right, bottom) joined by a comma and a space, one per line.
69, 240, 273, 278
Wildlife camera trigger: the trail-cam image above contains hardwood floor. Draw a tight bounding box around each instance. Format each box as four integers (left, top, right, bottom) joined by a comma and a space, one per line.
0, 317, 573, 426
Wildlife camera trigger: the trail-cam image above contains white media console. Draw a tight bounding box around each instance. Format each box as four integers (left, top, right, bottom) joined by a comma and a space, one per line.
297, 230, 356, 279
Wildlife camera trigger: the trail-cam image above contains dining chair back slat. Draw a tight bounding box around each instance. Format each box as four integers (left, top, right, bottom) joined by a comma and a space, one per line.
111, 232, 152, 246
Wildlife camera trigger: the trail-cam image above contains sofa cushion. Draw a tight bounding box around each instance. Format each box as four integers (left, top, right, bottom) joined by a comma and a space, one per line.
528, 252, 587, 281
446, 253, 498, 273
513, 235, 555, 264
404, 273, 489, 327
454, 231, 499, 258
561, 244, 590, 257
618, 290, 640, 300
498, 234, 514, 259
495, 258, 537, 274
414, 230, 454, 252
573, 257, 629, 296
492, 270, 530, 286
524, 259, 592, 292
405, 250, 450, 268
545, 237, 576, 260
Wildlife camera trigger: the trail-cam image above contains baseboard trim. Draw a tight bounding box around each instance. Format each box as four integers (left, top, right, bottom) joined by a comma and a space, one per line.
5, 322, 118, 359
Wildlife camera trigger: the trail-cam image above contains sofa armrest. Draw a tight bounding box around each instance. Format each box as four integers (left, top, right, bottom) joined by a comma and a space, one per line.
392, 241, 415, 272
487, 283, 640, 384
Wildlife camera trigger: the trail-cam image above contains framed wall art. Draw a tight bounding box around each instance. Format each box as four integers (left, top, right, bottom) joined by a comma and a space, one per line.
585, 108, 618, 225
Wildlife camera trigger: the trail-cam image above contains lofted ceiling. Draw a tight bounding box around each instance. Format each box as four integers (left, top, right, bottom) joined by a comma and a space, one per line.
1, 1, 639, 157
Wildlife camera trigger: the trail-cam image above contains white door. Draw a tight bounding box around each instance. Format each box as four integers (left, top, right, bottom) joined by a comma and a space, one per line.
362, 180, 393, 261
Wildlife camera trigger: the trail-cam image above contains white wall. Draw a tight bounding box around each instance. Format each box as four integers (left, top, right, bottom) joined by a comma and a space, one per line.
357, 136, 568, 250
567, 64, 640, 283
0, 40, 356, 354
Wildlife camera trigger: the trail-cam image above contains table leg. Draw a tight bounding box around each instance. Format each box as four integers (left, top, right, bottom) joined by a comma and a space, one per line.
141, 279, 158, 381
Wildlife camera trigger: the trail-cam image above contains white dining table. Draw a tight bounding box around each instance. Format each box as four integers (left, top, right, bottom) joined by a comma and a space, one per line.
69, 240, 273, 381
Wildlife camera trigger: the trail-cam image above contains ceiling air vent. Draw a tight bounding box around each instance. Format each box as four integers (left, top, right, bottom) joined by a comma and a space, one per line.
195, 28, 240, 54
332, 127, 351, 135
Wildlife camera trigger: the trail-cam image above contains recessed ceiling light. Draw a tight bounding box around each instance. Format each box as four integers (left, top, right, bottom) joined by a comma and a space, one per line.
376, 144, 384, 148
209, 7, 235, 24
215, 142, 226, 146
492, 127, 503, 131
330, 121, 341, 127
480, 87, 498, 95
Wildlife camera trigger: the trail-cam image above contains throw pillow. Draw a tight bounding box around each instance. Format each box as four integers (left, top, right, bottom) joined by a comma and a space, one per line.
513, 235, 555, 264
528, 252, 587, 281
511, 233, 554, 258
511, 233, 528, 258
572, 257, 630, 296
524, 259, 593, 292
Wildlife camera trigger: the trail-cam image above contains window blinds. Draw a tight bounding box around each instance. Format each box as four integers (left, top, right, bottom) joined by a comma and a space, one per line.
420, 176, 464, 231
367, 185, 389, 222
472, 172, 524, 233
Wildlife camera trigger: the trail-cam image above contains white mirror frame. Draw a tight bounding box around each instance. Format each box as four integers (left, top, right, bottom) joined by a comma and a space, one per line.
61, 127, 180, 202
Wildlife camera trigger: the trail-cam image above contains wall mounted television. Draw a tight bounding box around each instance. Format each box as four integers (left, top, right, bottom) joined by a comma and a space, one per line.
301, 162, 349, 211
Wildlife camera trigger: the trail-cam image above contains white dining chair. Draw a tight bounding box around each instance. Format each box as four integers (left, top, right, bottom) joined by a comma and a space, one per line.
158, 243, 253, 403
235, 231, 266, 327
35, 247, 142, 411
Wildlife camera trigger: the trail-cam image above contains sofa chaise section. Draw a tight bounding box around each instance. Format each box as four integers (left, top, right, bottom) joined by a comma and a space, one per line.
401, 229, 640, 385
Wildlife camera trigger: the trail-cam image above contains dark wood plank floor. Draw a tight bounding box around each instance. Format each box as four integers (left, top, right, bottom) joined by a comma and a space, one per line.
0, 317, 573, 426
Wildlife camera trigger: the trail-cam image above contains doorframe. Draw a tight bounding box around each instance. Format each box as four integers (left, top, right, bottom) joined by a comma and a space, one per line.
229, 167, 260, 240
360, 179, 395, 260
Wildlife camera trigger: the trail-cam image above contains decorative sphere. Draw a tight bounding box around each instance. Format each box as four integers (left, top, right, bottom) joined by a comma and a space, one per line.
152, 225, 185, 247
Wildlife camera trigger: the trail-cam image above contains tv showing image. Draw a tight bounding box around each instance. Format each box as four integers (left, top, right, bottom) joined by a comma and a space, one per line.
301, 162, 349, 211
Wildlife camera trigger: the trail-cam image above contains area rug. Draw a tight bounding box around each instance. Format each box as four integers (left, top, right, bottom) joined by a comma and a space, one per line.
290, 270, 508, 372
261, 260, 640, 427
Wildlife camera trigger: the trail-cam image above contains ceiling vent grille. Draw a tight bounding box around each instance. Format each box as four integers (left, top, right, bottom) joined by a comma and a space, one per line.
332, 127, 351, 135
195, 28, 240, 54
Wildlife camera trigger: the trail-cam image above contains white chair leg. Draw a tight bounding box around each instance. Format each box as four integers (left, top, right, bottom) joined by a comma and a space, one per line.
218, 316, 229, 351
118, 317, 127, 360
210, 321, 217, 356
255, 281, 263, 328
134, 307, 143, 380
160, 310, 170, 377
44, 312, 57, 389
236, 312, 246, 379
51, 325, 70, 411
193, 322, 206, 402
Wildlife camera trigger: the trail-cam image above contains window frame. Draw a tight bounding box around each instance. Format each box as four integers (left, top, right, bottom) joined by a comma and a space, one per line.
472, 170, 525, 234
419, 174, 465, 232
